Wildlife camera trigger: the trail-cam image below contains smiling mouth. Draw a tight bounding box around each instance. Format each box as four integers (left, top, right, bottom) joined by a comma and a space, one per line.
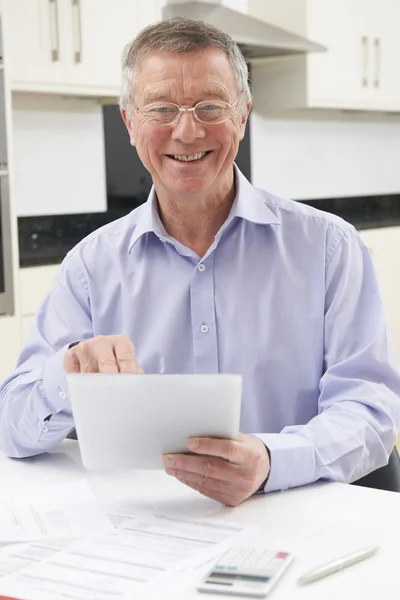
167, 151, 211, 162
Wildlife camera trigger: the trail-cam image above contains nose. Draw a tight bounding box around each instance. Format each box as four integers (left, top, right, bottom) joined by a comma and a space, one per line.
170, 110, 206, 143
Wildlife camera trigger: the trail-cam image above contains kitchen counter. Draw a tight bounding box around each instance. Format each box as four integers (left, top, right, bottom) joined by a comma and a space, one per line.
302, 193, 400, 231
18, 192, 400, 267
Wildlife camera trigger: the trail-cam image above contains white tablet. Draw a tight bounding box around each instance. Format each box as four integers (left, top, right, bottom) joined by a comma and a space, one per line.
66, 373, 242, 470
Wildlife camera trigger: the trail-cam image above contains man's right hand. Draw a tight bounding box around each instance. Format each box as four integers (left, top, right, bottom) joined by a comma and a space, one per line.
63, 335, 144, 374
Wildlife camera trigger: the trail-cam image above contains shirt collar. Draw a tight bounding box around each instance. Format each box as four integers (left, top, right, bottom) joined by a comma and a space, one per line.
128, 164, 280, 252
128, 188, 168, 252
228, 164, 280, 226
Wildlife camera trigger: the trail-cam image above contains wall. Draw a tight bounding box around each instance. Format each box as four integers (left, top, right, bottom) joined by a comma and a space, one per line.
250, 108, 400, 200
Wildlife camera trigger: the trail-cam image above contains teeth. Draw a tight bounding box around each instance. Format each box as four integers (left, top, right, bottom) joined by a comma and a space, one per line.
173, 152, 207, 162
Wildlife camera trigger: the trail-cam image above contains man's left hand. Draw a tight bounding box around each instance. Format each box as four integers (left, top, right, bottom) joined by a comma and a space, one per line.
163, 433, 270, 506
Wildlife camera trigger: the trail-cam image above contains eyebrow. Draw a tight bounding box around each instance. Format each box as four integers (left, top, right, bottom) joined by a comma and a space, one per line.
199, 87, 229, 100
143, 87, 229, 104
143, 90, 171, 104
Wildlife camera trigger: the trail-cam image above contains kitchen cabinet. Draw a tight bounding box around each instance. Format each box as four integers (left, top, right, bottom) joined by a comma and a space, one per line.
370, 0, 400, 111
20, 265, 59, 316
2, 0, 67, 88
251, 0, 400, 112
12, 93, 107, 216
0, 316, 21, 382
3, 0, 162, 96
63, 1, 162, 91
20, 265, 58, 347
21, 315, 35, 345
359, 226, 400, 362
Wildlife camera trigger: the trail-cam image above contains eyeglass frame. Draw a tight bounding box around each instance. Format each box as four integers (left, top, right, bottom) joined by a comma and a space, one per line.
131, 90, 244, 127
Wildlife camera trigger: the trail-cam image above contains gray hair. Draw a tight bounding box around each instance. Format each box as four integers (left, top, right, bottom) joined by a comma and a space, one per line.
120, 17, 252, 115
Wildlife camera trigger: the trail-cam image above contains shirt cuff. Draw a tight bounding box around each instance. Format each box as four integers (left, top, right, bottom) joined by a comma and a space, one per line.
253, 433, 318, 493
42, 344, 71, 414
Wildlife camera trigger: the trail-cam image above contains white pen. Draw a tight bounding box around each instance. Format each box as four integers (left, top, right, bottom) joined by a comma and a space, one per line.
298, 546, 380, 585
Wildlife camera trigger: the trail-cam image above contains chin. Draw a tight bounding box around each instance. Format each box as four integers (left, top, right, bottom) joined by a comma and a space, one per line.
166, 178, 211, 197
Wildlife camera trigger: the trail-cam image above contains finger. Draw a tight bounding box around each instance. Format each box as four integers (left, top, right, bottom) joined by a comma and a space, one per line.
72, 341, 100, 373
167, 466, 250, 496
81, 338, 119, 373
63, 349, 81, 374
163, 453, 243, 483
113, 336, 142, 374
187, 437, 249, 465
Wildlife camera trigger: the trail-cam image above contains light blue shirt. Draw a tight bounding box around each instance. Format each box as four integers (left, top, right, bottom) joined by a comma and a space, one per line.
1, 167, 400, 492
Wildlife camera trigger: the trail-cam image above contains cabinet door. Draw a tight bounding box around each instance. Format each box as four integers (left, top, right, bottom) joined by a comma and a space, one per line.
65, 0, 162, 92
307, 0, 374, 109
369, 0, 400, 111
3, 0, 68, 87
20, 266, 59, 316
21, 315, 35, 346
12, 94, 107, 216
0, 317, 21, 382
359, 227, 400, 363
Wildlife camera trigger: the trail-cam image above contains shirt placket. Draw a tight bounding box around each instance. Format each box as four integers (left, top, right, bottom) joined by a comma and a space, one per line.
190, 252, 219, 373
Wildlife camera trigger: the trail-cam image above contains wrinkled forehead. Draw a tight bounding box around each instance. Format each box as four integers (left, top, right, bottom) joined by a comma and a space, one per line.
132, 48, 238, 103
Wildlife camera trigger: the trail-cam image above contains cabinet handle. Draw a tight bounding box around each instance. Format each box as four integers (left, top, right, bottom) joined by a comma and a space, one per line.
361, 36, 369, 87
374, 37, 381, 88
72, 0, 82, 64
49, 0, 60, 62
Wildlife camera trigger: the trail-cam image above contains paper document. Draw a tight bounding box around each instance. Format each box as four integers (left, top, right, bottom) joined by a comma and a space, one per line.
0, 540, 70, 579
0, 509, 252, 600
0, 480, 114, 542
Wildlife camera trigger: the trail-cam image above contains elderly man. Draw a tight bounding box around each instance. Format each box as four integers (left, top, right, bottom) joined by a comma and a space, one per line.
1, 18, 399, 506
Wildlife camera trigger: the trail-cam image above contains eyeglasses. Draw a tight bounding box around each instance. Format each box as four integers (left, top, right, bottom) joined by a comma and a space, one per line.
133, 92, 243, 126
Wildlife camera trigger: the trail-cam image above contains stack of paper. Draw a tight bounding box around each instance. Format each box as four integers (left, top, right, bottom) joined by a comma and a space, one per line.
0, 480, 114, 542
0, 480, 252, 600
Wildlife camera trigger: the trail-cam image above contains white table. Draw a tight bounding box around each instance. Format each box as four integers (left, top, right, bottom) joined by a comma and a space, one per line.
2, 440, 400, 599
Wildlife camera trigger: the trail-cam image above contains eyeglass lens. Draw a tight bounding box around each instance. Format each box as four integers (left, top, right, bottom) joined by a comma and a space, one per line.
145, 101, 231, 125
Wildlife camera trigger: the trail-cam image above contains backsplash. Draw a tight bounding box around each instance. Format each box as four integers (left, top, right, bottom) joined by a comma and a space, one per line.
301, 194, 400, 230
18, 209, 128, 267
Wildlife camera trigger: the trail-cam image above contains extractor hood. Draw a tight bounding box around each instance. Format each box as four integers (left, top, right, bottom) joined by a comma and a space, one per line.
162, 1, 325, 59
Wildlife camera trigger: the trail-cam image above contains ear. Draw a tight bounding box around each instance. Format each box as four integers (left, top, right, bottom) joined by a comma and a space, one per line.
238, 100, 252, 142
120, 108, 136, 147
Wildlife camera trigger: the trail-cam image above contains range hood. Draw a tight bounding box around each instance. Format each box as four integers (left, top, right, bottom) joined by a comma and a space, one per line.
162, 1, 325, 59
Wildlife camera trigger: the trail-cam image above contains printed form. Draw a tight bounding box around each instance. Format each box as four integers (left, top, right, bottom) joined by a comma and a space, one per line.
0, 507, 253, 600
0, 480, 114, 542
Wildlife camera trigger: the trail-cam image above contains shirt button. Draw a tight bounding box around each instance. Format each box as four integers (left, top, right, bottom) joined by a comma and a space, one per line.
200, 325, 209, 334
59, 391, 67, 400
198, 264, 206, 272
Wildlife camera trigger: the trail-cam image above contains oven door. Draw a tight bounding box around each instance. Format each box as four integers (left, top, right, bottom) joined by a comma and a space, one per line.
0, 15, 14, 316
0, 173, 14, 315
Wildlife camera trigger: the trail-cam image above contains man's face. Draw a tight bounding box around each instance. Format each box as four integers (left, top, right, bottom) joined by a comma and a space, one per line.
121, 48, 251, 201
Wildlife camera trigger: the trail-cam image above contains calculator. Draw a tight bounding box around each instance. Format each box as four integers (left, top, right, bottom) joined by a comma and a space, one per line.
197, 546, 293, 598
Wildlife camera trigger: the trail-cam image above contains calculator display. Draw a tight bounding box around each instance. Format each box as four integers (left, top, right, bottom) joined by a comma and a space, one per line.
208, 572, 270, 583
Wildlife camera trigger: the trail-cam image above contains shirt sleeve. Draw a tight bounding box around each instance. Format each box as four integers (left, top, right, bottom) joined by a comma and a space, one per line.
0, 252, 92, 458
258, 227, 400, 493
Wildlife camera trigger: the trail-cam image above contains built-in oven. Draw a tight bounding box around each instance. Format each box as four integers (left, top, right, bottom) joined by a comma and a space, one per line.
0, 15, 14, 315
